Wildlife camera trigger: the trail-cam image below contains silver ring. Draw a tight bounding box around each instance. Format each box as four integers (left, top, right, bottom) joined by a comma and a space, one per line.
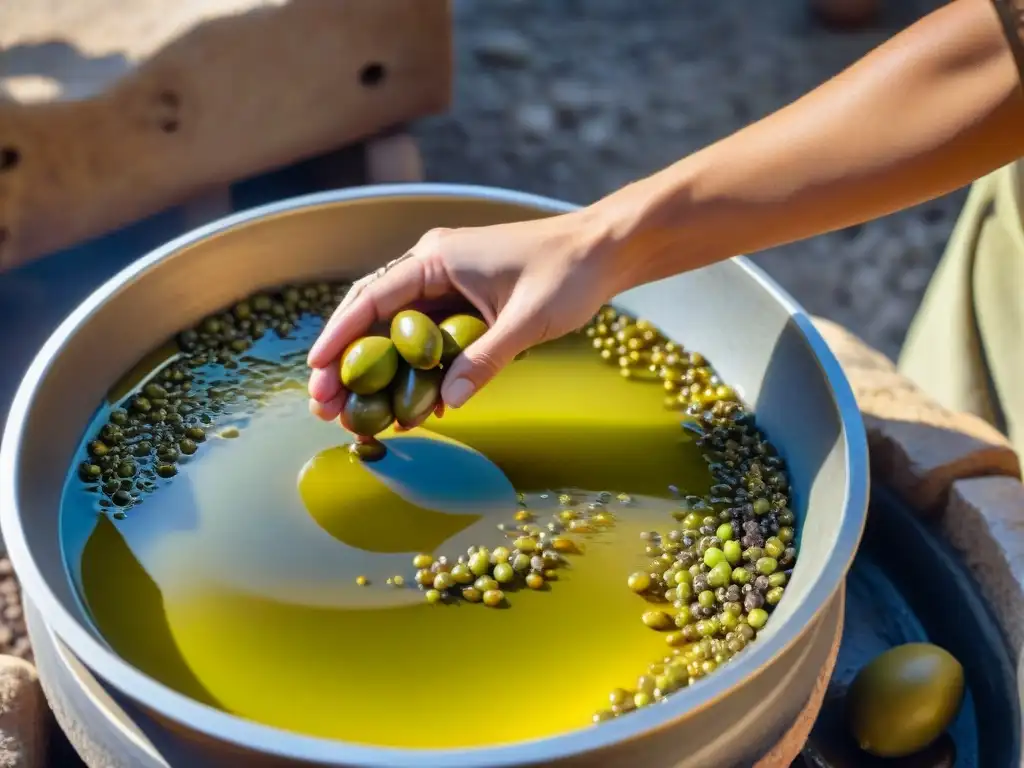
337, 250, 416, 312
367, 250, 413, 285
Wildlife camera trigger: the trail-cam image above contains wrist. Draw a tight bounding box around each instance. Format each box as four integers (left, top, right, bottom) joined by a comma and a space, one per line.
578, 152, 729, 295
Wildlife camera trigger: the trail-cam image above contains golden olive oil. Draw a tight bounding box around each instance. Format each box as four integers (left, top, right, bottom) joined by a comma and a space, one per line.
61, 329, 718, 748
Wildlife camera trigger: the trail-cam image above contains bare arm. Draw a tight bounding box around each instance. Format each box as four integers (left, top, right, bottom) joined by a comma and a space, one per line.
590, 0, 1024, 290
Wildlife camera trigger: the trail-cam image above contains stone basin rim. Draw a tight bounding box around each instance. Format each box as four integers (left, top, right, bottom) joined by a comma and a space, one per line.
0, 183, 870, 767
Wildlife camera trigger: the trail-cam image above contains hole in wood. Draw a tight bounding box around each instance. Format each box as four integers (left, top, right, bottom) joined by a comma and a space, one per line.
0, 147, 20, 172
161, 120, 180, 134
359, 62, 387, 88
157, 90, 180, 109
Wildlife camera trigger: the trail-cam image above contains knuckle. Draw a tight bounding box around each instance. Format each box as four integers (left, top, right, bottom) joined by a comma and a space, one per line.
467, 348, 504, 378
418, 227, 452, 254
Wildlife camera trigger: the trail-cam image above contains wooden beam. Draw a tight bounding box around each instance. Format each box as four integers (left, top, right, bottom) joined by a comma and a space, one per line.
0, 0, 452, 269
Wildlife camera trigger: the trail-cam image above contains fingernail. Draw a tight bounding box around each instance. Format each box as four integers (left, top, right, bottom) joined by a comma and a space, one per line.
443, 378, 474, 409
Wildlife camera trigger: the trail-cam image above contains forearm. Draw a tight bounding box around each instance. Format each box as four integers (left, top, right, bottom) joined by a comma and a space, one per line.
592, 0, 1024, 290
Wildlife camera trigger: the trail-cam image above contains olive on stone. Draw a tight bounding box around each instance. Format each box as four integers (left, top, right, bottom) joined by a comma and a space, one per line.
339, 391, 394, 438
391, 365, 442, 429
339, 336, 399, 395
390, 310, 443, 370
439, 314, 487, 364
846, 643, 964, 758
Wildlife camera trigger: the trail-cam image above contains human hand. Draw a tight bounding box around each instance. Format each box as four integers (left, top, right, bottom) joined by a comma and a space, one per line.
306, 209, 620, 426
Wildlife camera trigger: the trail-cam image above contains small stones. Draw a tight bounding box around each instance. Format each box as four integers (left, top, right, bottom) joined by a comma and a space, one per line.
472, 30, 533, 68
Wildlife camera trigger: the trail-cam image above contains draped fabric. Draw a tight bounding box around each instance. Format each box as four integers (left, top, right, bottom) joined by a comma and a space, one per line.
898, 3, 1024, 457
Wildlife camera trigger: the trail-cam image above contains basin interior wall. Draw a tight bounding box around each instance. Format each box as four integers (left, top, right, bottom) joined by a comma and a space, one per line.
3, 189, 863, 766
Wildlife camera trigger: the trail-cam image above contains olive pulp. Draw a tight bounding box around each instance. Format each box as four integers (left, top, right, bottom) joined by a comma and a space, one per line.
62, 283, 798, 748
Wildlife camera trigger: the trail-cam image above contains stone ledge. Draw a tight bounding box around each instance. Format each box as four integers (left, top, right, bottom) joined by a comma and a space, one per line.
0, 655, 47, 768
813, 317, 1021, 514
941, 476, 1024, 656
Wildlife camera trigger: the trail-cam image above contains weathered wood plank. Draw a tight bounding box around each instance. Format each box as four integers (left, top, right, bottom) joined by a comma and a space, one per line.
0, 0, 452, 268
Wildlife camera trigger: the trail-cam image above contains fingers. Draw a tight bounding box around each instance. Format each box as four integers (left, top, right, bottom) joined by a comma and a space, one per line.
308, 366, 341, 404
440, 310, 535, 409
307, 231, 455, 369
308, 394, 343, 422
307, 258, 425, 369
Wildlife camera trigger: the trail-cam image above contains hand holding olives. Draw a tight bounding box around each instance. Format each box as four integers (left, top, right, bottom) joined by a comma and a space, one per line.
307, 218, 612, 415
326, 311, 489, 442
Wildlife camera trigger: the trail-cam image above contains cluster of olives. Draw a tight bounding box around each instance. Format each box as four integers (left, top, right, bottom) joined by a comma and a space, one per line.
405, 491, 621, 607
585, 307, 738, 413
78, 281, 351, 514
338, 311, 487, 450
581, 307, 799, 722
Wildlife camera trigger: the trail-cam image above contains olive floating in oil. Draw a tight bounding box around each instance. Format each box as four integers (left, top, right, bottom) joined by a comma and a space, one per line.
391, 365, 442, 429
846, 643, 965, 758
439, 314, 488, 364
339, 336, 399, 395
391, 310, 443, 370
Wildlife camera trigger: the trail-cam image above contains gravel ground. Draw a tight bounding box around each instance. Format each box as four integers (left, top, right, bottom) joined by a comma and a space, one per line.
414, 0, 965, 360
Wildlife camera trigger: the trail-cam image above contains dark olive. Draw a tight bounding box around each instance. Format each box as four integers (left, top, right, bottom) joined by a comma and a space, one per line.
439, 314, 487, 364
339, 336, 399, 395
390, 310, 443, 370
348, 439, 387, 462
391, 365, 442, 429
846, 643, 964, 758
339, 391, 394, 438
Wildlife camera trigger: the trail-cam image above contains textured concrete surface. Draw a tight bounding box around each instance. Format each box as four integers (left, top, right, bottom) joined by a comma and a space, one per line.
415, 0, 962, 360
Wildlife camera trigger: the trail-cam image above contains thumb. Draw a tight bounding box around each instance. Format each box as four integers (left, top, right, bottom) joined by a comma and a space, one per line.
440, 313, 534, 408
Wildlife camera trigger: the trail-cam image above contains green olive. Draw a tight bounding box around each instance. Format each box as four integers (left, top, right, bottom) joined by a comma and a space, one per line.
391, 310, 443, 370
846, 643, 964, 758
339, 391, 394, 437
627, 572, 651, 592
482, 589, 505, 607
469, 551, 491, 576
339, 336, 399, 395
493, 563, 515, 583
642, 611, 673, 630
412, 553, 433, 569
391, 365, 442, 429
439, 314, 488, 364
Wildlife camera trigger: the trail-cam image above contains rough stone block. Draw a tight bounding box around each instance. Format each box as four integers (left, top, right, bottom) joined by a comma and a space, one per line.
814, 317, 1020, 513
941, 476, 1024, 655
0, 655, 47, 768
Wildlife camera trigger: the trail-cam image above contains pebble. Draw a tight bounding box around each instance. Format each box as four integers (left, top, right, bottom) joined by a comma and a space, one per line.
515, 104, 556, 138
0, 655, 47, 768
0, 564, 30, 663
472, 30, 533, 68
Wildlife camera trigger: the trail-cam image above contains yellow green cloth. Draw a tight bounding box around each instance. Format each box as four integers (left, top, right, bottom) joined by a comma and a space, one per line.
899, 160, 1024, 455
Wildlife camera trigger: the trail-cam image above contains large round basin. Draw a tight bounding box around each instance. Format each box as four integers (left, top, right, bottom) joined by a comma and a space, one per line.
0, 184, 868, 767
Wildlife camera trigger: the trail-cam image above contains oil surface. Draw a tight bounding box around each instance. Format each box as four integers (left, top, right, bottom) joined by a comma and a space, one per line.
61, 328, 718, 748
